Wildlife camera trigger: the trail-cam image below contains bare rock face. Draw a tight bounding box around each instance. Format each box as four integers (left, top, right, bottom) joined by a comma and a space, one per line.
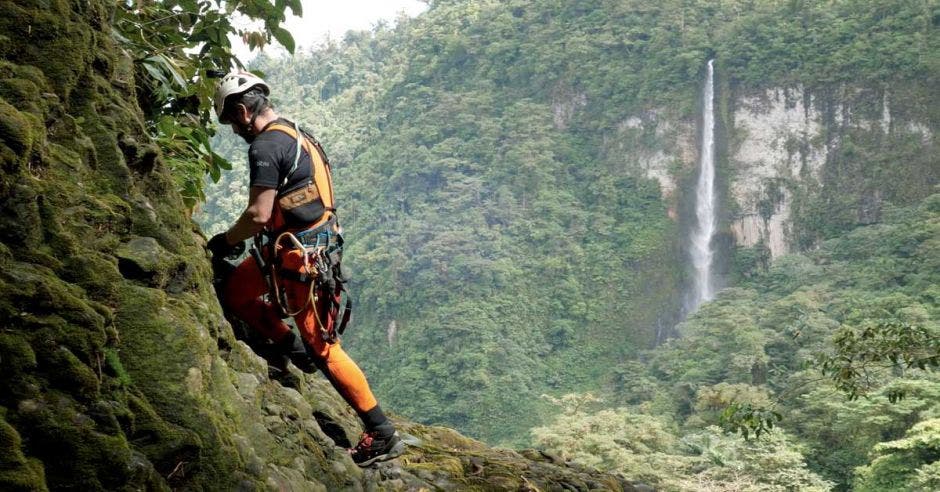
605, 83, 936, 267
728, 87, 822, 258
727, 85, 935, 258
607, 110, 697, 220
0, 1, 643, 490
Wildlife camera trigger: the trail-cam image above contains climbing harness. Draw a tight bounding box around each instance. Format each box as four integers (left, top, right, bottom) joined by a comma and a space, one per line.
252, 122, 352, 342
261, 219, 352, 342
270, 121, 336, 218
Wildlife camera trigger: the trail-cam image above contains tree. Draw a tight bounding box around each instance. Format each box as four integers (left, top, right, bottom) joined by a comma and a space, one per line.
531, 393, 833, 491
113, 0, 301, 206
854, 418, 940, 492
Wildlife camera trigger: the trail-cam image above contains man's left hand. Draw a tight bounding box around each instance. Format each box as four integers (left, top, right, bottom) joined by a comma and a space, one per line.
208, 232, 240, 258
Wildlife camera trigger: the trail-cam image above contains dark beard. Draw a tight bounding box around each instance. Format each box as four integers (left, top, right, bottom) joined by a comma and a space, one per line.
233, 123, 256, 144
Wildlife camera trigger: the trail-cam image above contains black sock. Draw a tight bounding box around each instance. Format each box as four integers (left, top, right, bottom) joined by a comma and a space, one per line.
358, 405, 394, 436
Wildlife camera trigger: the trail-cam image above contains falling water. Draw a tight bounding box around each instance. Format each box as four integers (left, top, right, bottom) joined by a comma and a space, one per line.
689, 59, 717, 312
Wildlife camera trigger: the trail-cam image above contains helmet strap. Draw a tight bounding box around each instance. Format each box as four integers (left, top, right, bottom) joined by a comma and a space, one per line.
233, 92, 265, 143
231, 95, 268, 144
248, 96, 266, 127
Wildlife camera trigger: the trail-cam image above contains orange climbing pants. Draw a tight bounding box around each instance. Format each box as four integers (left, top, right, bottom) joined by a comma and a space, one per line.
223, 253, 378, 413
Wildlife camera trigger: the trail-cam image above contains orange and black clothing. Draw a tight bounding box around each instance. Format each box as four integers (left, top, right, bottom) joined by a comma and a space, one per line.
247, 118, 330, 227
222, 118, 389, 430
224, 255, 380, 416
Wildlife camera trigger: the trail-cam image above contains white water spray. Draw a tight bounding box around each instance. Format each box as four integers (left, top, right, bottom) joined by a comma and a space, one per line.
689, 59, 717, 311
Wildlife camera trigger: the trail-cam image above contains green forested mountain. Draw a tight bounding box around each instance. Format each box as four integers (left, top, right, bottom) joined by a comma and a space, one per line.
198, 0, 940, 489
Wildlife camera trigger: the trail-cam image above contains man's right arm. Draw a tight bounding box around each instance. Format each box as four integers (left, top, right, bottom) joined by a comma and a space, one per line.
223, 186, 277, 245
223, 137, 284, 245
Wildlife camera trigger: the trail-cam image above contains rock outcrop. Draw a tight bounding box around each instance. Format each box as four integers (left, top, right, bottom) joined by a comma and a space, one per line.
726, 85, 936, 258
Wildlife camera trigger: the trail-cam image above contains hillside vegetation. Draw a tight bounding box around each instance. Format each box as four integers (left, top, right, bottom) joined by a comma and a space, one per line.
200, 0, 939, 460
573, 193, 939, 490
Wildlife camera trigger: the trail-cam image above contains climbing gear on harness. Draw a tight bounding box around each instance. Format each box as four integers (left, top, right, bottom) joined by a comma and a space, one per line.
260, 215, 352, 342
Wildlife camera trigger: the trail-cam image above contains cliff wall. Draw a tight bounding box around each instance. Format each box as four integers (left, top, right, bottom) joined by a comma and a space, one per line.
605, 80, 937, 276
726, 84, 936, 259
0, 0, 363, 488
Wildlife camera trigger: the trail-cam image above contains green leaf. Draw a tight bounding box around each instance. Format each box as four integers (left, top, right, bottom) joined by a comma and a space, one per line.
209, 160, 221, 182
156, 54, 189, 89
215, 154, 232, 170
246, 31, 266, 50
272, 26, 295, 53
286, 0, 301, 16
142, 61, 169, 86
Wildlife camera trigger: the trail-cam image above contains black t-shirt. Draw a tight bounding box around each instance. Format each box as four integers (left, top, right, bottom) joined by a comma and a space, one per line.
248, 118, 326, 227
248, 118, 312, 192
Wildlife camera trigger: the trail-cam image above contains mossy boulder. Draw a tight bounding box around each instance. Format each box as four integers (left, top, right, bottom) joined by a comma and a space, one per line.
0, 100, 37, 157
0, 413, 47, 491
115, 236, 193, 293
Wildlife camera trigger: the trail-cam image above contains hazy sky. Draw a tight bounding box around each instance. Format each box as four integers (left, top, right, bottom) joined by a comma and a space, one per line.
233, 0, 427, 61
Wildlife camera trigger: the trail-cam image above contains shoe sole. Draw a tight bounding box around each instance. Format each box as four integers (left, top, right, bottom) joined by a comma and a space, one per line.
356, 440, 406, 467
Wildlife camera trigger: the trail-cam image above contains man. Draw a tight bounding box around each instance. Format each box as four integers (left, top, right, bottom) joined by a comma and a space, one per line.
206, 71, 403, 466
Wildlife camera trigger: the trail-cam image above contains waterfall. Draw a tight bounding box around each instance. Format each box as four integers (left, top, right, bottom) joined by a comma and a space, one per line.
689, 59, 717, 312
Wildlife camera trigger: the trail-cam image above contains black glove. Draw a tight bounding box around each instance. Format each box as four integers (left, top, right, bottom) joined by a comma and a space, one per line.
208, 232, 243, 259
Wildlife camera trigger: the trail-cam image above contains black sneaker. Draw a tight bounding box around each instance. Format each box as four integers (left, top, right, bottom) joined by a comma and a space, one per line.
349, 430, 405, 466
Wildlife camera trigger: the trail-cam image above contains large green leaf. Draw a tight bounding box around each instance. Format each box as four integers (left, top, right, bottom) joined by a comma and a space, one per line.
273, 26, 295, 53
286, 0, 301, 16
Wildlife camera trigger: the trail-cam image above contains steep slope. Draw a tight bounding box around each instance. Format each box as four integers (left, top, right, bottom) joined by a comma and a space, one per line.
0, 0, 643, 490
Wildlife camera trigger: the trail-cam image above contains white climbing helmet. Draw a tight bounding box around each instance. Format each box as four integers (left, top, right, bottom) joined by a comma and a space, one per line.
213, 71, 270, 123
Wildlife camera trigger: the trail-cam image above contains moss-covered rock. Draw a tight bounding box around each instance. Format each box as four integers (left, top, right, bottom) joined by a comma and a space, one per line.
115, 236, 193, 292
0, 100, 36, 157
0, 414, 47, 491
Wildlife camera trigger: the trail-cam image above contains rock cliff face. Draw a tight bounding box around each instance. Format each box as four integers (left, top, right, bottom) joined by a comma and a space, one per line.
606, 79, 937, 270
605, 111, 697, 221
726, 85, 936, 259
0, 1, 641, 490
727, 87, 826, 259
